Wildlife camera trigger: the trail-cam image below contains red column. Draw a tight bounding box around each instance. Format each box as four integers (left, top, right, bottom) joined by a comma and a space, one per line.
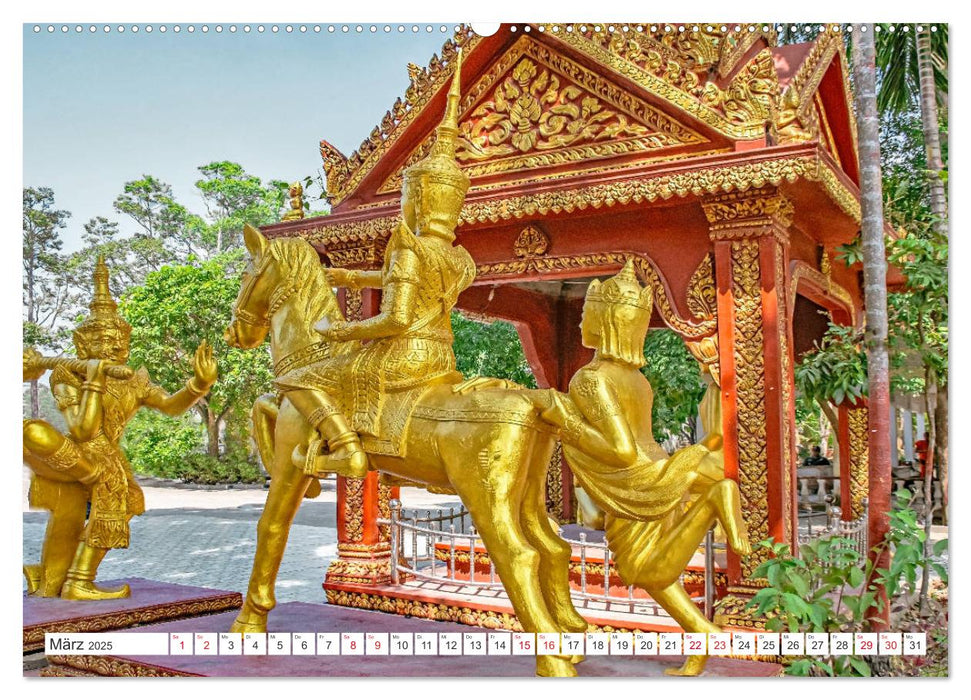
704, 188, 797, 601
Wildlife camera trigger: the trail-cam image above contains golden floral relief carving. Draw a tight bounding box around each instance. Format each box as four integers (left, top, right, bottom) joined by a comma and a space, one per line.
280, 155, 857, 254
513, 225, 550, 258
378, 38, 706, 194
701, 187, 795, 229
546, 441, 564, 517
686, 253, 716, 320
550, 27, 780, 139
458, 56, 670, 160
847, 406, 869, 520
343, 476, 365, 542
776, 245, 795, 540
731, 239, 770, 580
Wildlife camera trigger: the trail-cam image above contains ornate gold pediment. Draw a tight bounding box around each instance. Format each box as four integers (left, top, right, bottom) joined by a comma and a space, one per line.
377, 36, 708, 194
547, 24, 781, 140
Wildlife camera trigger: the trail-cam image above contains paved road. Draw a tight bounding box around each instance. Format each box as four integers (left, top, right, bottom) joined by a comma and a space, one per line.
23, 474, 461, 604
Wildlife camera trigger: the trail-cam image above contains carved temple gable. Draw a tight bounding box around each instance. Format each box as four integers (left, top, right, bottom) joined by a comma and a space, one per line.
377, 37, 708, 194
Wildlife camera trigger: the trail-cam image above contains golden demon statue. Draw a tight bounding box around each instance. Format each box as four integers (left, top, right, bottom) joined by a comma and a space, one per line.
22, 258, 217, 600
226, 51, 589, 677
530, 261, 751, 676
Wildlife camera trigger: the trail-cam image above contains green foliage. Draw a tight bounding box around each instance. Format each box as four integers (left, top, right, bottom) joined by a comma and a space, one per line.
194, 161, 283, 253
875, 24, 948, 114
795, 322, 868, 406
23, 186, 73, 352
120, 251, 273, 457
122, 411, 262, 484
641, 329, 706, 441
452, 311, 537, 388
748, 490, 948, 676
122, 410, 205, 479
176, 453, 264, 485
795, 393, 824, 456
749, 536, 878, 676
873, 489, 948, 599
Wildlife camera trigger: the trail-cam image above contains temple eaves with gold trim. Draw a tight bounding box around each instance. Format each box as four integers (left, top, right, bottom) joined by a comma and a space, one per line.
313, 23, 860, 214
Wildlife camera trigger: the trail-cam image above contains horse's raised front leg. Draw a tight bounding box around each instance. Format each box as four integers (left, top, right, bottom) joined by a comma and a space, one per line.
448, 428, 576, 678
232, 400, 313, 633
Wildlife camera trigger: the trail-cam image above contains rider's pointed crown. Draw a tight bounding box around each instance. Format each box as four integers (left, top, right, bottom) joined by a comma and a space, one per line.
586, 260, 653, 313
402, 49, 470, 235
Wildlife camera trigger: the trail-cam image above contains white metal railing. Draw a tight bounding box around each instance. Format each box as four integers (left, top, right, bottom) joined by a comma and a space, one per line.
797, 498, 869, 560
380, 500, 720, 620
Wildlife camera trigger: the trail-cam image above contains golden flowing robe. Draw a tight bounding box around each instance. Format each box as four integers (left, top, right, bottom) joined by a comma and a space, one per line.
560, 365, 714, 584
275, 225, 476, 454
31, 365, 154, 548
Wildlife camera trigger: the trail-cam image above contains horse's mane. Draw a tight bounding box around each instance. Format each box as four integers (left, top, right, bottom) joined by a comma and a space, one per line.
268, 237, 342, 323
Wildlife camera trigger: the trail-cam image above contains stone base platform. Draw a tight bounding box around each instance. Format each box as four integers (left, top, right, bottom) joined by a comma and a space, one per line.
43, 602, 782, 677
24, 578, 242, 652
326, 579, 699, 633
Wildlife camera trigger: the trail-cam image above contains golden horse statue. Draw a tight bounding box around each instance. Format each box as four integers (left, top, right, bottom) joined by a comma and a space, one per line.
225, 227, 586, 677
224, 51, 586, 678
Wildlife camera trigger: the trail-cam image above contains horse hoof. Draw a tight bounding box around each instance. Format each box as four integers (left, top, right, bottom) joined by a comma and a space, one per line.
229, 614, 267, 634
536, 656, 578, 677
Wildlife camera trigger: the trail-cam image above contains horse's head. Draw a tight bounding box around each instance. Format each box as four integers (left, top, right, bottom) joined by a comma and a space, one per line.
225, 224, 345, 352
225, 224, 278, 349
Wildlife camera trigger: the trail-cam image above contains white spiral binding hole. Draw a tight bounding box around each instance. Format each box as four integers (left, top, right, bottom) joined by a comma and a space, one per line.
30, 23, 939, 37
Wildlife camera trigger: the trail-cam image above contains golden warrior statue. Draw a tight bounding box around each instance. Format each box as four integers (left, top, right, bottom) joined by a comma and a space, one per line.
532, 261, 751, 676
274, 49, 476, 480
23, 258, 217, 600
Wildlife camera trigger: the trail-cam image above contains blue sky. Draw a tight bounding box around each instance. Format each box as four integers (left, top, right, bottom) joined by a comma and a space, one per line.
23, 24, 450, 251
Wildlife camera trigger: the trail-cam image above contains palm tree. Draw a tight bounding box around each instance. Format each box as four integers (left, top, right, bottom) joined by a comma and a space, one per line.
876, 25, 949, 527
851, 24, 892, 629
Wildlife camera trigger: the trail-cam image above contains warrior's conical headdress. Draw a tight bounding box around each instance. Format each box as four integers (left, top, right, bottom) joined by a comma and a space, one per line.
584, 259, 654, 367
586, 259, 654, 311
73, 256, 132, 347
402, 49, 470, 238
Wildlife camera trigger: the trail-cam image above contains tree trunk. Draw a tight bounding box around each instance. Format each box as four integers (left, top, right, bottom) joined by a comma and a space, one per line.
916, 27, 948, 237
852, 25, 893, 630
207, 410, 220, 459
918, 373, 936, 613
819, 399, 841, 476
917, 23, 948, 533
935, 383, 948, 524
29, 379, 40, 419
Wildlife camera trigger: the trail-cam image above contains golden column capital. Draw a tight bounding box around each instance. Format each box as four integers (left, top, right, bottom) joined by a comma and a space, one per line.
702, 186, 794, 243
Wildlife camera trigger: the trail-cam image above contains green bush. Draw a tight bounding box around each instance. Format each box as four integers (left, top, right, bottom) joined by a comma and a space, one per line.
744, 490, 949, 677
175, 453, 264, 485
123, 410, 204, 479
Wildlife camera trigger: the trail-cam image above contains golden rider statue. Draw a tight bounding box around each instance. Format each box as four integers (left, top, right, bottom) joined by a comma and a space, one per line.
275, 50, 476, 477
531, 260, 751, 676
23, 258, 217, 600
